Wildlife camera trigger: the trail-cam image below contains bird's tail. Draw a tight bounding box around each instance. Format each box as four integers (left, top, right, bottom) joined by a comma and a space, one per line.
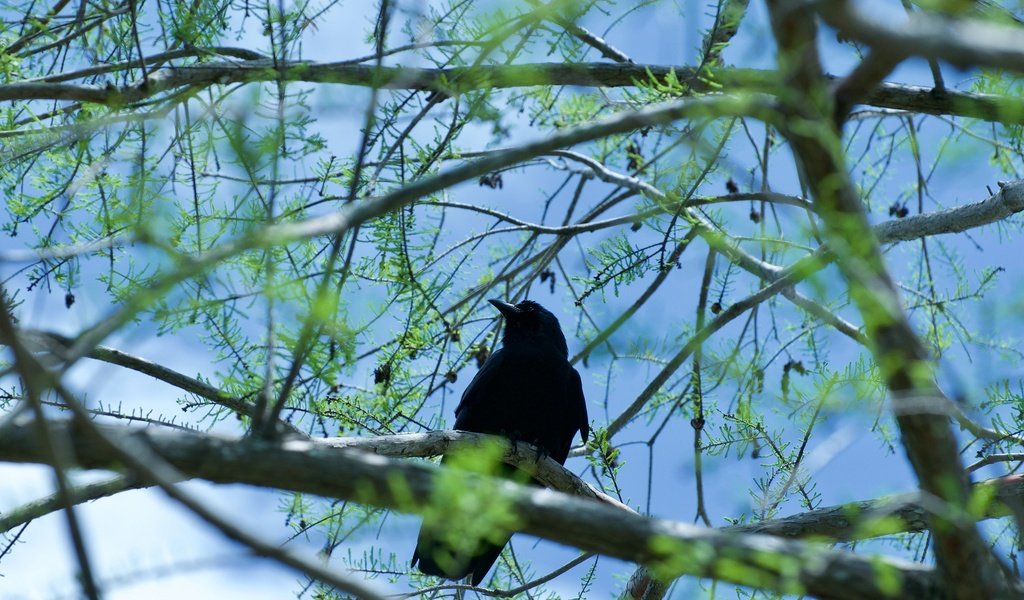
411, 460, 534, 586
411, 529, 510, 586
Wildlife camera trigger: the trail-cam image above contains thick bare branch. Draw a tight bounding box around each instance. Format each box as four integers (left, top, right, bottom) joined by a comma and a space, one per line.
766, 1, 1017, 596
1, 60, 1022, 124
874, 180, 1024, 244
0, 420, 947, 599
820, 1, 1024, 74
323, 430, 631, 512
7, 429, 1024, 547
833, 49, 906, 127
729, 474, 1024, 541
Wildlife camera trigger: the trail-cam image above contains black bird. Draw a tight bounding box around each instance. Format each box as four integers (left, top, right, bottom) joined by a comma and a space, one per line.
411, 299, 589, 585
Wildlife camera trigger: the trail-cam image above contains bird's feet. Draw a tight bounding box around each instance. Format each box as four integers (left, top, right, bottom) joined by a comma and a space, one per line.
533, 444, 549, 465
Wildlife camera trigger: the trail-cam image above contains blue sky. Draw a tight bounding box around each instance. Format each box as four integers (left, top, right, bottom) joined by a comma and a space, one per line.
1, 0, 1022, 598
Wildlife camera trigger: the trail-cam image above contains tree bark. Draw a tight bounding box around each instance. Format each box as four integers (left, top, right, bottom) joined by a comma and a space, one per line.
0, 420, 951, 599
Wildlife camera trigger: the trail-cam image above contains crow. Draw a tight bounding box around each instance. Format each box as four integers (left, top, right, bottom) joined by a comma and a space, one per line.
411, 298, 590, 586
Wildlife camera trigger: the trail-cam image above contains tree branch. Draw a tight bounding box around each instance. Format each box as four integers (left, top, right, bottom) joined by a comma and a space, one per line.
819, 1, 1024, 74
323, 430, 631, 511
0, 475, 142, 533
2, 60, 1022, 124
525, 0, 633, 63
0, 420, 949, 599
729, 474, 1024, 541
700, 0, 751, 66
833, 48, 906, 128
766, 1, 1017, 596
0, 329, 304, 437
8, 427, 1024, 599
58, 93, 775, 370
874, 180, 1024, 244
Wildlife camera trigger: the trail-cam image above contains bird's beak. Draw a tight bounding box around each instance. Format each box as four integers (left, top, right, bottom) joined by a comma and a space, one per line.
488, 299, 521, 318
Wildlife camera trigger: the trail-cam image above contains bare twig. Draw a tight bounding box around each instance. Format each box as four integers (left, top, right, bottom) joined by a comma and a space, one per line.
969, 454, 1024, 473
0, 294, 101, 600
525, 0, 633, 63
0, 476, 142, 533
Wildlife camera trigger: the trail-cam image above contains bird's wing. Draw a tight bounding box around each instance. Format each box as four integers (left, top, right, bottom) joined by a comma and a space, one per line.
571, 367, 590, 442
453, 347, 507, 425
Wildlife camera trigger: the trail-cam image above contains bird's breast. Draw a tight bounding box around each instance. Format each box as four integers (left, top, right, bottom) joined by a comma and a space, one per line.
454, 346, 580, 462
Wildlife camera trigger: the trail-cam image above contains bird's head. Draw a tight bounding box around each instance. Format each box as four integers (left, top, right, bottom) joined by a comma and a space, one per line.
489, 299, 568, 357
